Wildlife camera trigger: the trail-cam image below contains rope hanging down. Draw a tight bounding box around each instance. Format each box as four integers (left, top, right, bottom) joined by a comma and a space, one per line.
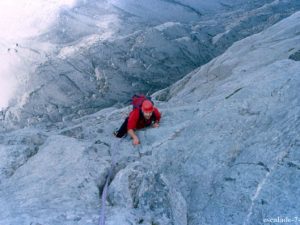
98, 140, 119, 225
98, 139, 142, 224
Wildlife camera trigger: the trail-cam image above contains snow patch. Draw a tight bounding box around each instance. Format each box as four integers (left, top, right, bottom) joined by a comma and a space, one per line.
154, 22, 182, 31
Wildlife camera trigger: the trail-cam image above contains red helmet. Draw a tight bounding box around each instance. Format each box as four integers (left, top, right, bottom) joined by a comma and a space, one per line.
142, 100, 154, 113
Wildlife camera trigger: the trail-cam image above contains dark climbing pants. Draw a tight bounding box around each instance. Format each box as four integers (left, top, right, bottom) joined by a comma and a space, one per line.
115, 117, 129, 138
115, 113, 156, 138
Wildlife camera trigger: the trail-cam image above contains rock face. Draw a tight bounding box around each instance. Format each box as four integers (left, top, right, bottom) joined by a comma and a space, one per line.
0, 8, 299, 225
151, 12, 300, 225
2, 0, 300, 128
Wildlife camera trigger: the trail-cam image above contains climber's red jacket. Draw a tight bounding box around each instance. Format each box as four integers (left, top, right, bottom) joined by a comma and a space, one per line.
127, 107, 161, 130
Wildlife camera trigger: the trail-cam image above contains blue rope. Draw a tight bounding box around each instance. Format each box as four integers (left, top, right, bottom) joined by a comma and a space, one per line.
98, 140, 119, 225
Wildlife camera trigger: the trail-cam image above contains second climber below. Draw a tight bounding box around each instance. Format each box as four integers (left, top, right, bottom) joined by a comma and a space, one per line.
114, 100, 161, 145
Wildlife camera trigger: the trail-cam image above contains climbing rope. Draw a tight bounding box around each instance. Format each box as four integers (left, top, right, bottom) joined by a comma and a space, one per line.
98, 132, 147, 224
98, 139, 119, 225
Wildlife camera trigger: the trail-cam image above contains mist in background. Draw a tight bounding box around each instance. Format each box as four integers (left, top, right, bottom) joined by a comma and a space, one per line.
0, 0, 76, 109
